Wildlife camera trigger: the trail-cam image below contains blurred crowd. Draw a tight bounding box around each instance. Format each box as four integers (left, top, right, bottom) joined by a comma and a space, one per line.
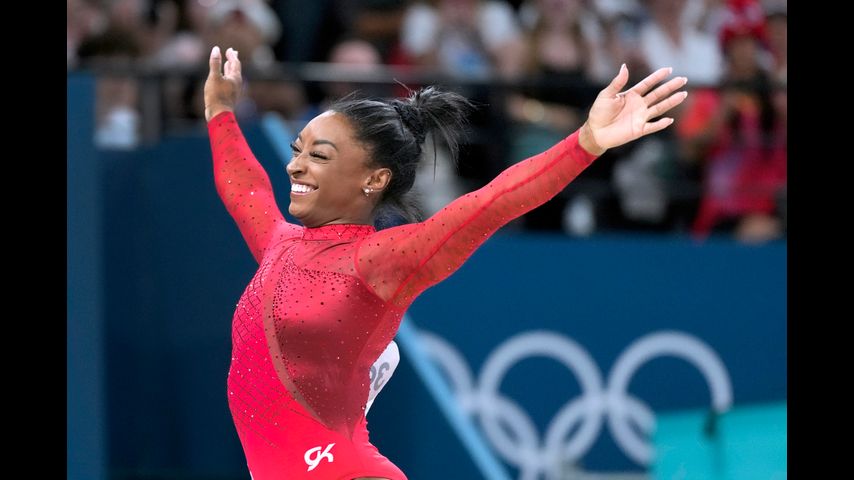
68, 0, 787, 243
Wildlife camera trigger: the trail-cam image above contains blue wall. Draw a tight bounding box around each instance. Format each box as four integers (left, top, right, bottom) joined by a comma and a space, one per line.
67, 90, 785, 479
398, 234, 785, 476
68, 72, 107, 480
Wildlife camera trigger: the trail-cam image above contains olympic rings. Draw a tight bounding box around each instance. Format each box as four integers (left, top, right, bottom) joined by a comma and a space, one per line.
417, 329, 732, 477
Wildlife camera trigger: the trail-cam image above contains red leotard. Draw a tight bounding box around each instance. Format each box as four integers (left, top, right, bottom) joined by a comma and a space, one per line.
208, 111, 597, 479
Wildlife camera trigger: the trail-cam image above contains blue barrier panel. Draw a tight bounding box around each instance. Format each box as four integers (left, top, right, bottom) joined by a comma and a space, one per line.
385, 234, 786, 476
68, 72, 106, 480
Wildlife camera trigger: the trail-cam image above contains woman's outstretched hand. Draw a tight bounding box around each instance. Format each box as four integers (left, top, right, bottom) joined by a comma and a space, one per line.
205, 46, 243, 122
579, 64, 689, 156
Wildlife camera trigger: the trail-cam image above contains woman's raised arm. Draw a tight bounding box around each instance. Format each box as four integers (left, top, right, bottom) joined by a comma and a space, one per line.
206, 46, 301, 263
356, 65, 688, 306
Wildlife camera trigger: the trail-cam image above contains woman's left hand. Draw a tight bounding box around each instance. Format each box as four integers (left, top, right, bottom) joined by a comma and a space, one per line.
580, 64, 689, 155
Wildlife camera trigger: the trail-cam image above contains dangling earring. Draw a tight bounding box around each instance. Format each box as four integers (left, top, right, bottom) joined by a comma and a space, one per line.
363, 187, 372, 197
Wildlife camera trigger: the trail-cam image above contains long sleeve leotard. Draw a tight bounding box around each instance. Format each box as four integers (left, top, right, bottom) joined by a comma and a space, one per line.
209, 111, 597, 479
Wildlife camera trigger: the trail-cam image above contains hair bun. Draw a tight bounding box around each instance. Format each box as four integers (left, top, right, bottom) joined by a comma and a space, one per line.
393, 102, 427, 145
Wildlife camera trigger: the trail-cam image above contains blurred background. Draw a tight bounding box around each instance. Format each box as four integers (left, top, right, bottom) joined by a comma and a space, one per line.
67, 0, 786, 478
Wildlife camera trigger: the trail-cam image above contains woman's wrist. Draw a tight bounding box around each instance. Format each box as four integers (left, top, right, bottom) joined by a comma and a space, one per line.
579, 121, 606, 156
206, 104, 234, 123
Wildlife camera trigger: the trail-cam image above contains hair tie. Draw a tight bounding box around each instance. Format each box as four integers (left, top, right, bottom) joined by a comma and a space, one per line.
393, 103, 427, 145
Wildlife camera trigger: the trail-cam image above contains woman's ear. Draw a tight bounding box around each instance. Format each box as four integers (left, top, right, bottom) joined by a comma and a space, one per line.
366, 167, 392, 193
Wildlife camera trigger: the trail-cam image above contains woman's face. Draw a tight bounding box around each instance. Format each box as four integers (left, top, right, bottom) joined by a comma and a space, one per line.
286, 111, 382, 227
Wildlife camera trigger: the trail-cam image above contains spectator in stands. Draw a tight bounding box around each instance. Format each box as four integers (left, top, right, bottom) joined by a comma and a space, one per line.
638, 0, 723, 85
338, 0, 410, 63
149, 0, 213, 123
400, 0, 526, 78
207, 0, 281, 69
150, 0, 211, 70
200, 0, 306, 121
591, 0, 650, 90
505, 0, 606, 230
508, 0, 606, 136
681, 0, 730, 36
68, 0, 109, 70
76, 0, 147, 149
678, 0, 786, 243
764, 5, 786, 85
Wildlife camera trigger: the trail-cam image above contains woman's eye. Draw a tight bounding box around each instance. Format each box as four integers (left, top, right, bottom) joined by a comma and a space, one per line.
310, 152, 328, 160
290, 143, 300, 156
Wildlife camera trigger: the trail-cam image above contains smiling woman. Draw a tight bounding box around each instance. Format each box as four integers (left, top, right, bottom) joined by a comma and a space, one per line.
286, 111, 370, 226
204, 45, 687, 480
282, 107, 417, 229
282, 87, 472, 233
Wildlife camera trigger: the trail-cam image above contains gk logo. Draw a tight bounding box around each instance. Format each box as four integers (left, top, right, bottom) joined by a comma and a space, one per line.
304, 443, 335, 472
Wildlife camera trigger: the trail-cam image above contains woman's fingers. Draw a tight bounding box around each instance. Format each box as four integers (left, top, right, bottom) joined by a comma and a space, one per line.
209, 46, 242, 81
225, 48, 241, 80
642, 116, 675, 136
208, 46, 222, 79
644, 76, 687, 107
628, 67, 672, 97
601, 63, 629, 98
647, 91, 689, 120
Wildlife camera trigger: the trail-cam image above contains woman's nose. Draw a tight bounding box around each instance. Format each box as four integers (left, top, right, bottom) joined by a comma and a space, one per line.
286, 156, 303, 176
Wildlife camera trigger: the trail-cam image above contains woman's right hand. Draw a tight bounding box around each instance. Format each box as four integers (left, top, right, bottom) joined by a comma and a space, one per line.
204, 46, 242, 122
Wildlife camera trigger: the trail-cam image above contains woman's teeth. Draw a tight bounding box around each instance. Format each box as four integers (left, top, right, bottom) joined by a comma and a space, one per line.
291, 184, 316, 194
